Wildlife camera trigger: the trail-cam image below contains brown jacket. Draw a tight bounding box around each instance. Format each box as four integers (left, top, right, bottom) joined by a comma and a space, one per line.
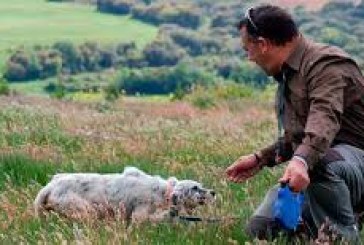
260, 36, 364, 169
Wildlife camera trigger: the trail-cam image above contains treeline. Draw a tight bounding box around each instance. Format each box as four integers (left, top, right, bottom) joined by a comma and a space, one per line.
295, 2, 364, 68
6, 0, 364, 96
4, 22, 260, 81
114, 64, 214, 95
4, 42, 136, 81
97, 0, 203, 29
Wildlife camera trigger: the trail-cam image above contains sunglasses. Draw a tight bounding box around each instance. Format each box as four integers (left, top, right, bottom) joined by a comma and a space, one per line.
245, 7, 259, 33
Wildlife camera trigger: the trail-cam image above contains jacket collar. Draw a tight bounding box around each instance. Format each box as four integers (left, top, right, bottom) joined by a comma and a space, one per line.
284, 34, 307, 72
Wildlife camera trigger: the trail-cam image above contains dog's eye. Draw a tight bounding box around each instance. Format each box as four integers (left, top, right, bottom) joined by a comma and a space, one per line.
192, 186, 199, 191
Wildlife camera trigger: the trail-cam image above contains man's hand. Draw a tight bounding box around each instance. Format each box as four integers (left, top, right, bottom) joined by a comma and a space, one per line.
279, 158, 310, 192
225, 154, 262, 183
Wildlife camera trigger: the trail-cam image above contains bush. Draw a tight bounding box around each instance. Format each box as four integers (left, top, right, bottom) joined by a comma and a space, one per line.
97, 0, 133, 15
0, 78, 9, 95
186, 85, 216, 109
143, 37, 186, 67
229, 61, 270, 88
114, 64, 215, 95
169, 29, 223, 56
131, 3, 203, 29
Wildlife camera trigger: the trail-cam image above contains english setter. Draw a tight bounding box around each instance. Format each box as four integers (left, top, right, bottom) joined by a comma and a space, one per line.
34, 167, 215, 223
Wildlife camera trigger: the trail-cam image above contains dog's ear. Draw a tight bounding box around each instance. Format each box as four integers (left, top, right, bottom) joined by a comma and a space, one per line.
167, 177, 178, 187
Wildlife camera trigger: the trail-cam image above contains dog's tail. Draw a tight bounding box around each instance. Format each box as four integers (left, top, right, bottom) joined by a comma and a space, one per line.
34, 184, 52, 217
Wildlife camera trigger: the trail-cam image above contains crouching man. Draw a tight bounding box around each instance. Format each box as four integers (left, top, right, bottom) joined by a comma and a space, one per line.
226, 4, 364, 243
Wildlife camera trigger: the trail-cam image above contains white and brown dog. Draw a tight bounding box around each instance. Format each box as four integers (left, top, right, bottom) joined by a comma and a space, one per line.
34, 167, 215, 223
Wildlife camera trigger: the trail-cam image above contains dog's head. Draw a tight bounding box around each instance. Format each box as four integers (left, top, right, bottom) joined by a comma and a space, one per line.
170, 180, 215, 214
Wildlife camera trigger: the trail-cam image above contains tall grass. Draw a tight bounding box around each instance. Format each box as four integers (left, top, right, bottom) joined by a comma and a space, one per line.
0, 93, 362, 243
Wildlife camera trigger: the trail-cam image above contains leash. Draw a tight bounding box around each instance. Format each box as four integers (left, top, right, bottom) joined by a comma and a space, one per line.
173, 213, 241, 223
178, 215, 222, 223
168, 204, 241, 224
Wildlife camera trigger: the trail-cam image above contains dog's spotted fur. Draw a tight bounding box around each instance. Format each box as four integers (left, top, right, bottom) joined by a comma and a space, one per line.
34, 167, 215, 223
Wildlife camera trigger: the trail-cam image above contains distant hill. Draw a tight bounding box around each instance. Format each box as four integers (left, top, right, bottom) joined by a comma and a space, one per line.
0, 0, 158, 73
271, 0, 361, 11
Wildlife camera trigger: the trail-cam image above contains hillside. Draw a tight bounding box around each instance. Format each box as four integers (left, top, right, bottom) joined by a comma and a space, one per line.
270, 0, 361, 11
0, 0, 158, 72
272, 0, 329, 10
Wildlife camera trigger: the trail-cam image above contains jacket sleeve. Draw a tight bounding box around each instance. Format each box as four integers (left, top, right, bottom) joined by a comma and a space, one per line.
294, 64, 345, 169
260, 136, 293, 167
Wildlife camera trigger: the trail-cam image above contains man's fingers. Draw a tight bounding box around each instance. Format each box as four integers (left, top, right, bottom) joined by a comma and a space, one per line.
230, 169, 257, 183
279, 170, 290, 184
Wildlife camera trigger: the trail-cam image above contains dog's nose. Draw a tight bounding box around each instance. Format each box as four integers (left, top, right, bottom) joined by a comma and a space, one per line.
210, 191, 216, 197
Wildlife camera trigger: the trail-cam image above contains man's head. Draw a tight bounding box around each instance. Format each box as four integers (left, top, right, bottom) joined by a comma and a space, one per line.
237, 5, 299, 75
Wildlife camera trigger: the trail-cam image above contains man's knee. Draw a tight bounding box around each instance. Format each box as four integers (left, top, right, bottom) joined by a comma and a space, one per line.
245, 216, 280, 240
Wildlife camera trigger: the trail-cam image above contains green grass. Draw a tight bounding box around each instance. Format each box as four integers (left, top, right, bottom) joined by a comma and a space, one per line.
1, 93, 362, 243
0, 0, 158, 72
0, 108, 84, 152
8, 80, 51, 96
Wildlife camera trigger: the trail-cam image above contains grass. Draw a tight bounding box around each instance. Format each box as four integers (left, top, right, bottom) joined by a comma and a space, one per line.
0, 0, 158, 72
0, 92, 361, 243
8, 80, 51, 96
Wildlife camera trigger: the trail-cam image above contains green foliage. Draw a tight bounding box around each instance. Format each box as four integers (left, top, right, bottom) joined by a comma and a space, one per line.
186, 83, 256, 109
115, 63, 215, 95
97, 0, 133, 15
104, 83, 121, 101
143, 37, 186, 67
4, 48, 61, 81
0, 0, 158, 74
229, 61, 270, 88
168, 28, 223, 56
4, 41, 137, 82
131, 3, 203, 29
0, 78, 10, 95
213, 83, 255, 99
190, 92, 216, 109
52, 81, 67, 99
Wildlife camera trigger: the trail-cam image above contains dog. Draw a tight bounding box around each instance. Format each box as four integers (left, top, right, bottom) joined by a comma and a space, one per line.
34, 167, 215, 223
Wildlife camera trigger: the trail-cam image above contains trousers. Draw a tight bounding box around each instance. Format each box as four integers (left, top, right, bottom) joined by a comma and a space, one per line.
246, 144, 364, 243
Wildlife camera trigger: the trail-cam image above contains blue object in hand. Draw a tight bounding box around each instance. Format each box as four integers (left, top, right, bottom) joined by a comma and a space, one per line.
273, 183, 304, 230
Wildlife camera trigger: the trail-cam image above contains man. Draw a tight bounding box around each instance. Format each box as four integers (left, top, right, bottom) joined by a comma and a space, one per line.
225, 4, 364, 242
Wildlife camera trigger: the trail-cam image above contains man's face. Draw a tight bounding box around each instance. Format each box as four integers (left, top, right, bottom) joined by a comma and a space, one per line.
240, 27, 278, 76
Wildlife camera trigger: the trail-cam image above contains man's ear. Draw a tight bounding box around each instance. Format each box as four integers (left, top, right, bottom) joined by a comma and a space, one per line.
257, 37, 270, 54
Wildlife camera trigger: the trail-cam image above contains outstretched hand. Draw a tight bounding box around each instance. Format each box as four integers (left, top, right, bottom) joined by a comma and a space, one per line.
225, 154, 262, 183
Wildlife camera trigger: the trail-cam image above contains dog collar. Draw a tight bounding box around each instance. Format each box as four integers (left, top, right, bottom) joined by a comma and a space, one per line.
165, 179, 174, 203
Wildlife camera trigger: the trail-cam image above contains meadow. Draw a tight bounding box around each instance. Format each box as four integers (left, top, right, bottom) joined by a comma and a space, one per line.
0, 89, 283, 244
1, 84, 364, 244
0, 0, 158, 73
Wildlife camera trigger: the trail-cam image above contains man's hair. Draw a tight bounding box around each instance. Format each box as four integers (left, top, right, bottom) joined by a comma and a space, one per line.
237, 5, 298, 46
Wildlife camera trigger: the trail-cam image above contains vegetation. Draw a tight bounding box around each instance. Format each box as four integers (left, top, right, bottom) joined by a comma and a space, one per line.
6, 0, 364, 98
1, 0, 364, 243
0, 0, 158, 73
0, 89, 277, 243
1, 89, 362, 243
0, 78, 9, 95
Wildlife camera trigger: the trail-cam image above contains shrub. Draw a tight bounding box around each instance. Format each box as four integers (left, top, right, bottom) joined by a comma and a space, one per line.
143, 37, 186, 67
131, 3, 203, 29
114, 64, 215, 95
97, 0, 133, 15
169, 29, 223, 56
0, 78, 9, 95
229, 61, 270, 88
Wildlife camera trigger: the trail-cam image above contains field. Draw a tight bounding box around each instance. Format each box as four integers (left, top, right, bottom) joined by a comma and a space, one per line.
1, 85, 364, 243
0, 91, 284, 244
0, 0, 158, 72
